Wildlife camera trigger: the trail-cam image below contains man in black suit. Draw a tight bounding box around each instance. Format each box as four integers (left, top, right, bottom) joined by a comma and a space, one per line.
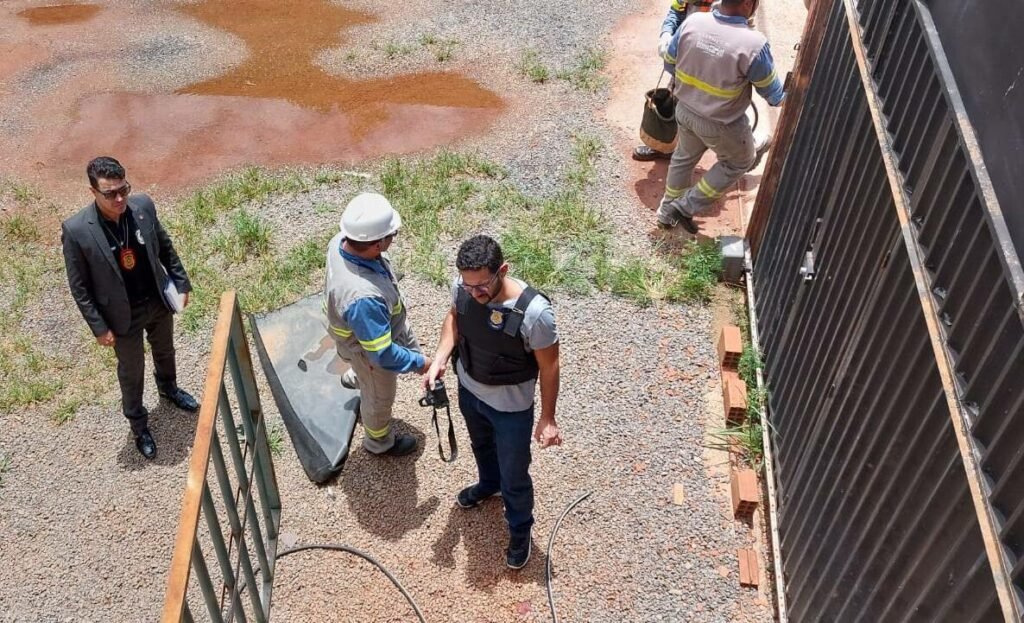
61, 156, 199, 459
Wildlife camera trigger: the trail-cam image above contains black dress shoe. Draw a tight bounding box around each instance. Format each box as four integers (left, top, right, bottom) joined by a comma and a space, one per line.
135, 429, 157, 460
160, 387, 199, 411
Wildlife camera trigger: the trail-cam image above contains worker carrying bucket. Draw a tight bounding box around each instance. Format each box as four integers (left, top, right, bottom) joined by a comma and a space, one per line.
654, 0, 786, 234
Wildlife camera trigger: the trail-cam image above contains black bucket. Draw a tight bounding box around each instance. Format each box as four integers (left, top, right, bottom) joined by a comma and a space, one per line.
640, 87, 678, 153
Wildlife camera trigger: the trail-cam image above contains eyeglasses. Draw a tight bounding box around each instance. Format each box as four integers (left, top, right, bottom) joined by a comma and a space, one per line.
96, 182, 131, 200
460, 272, 500, 294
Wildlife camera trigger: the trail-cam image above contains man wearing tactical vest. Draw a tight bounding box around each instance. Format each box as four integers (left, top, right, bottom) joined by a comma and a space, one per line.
656, 0, 785, 233
324, 193, 432, 457
424, 235, 562, 569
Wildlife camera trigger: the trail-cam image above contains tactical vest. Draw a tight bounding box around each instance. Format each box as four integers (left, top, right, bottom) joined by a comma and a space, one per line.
455, 286, 544, 386
323, 233, 414, 355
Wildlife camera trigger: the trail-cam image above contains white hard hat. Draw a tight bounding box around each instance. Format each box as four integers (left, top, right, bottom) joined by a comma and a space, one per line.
339, 193, 402, 242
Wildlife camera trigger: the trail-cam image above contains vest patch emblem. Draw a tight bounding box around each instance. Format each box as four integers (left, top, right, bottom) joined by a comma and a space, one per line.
488, 309, 506, 330
135, 229, 145, 245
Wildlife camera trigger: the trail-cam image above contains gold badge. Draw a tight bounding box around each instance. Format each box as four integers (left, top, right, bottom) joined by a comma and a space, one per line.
489, 309, 505, 329
119, 248, 137, 271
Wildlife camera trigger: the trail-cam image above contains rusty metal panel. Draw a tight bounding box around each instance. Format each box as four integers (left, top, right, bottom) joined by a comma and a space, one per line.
752, 0, 1024, 619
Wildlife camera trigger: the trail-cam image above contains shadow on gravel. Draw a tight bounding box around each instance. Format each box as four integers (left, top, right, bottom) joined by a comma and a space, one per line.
430, 501, 548, 591
115, 402, 198, 469
339, 420, 440, 541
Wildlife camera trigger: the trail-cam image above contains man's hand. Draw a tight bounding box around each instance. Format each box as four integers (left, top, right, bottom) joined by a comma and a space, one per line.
183, 291, 190, 309
96, 330, 116, 347
423, 357, 447, 391
418, 355, 434, 376
534, 418, 562, 448
658, 32, 673, 58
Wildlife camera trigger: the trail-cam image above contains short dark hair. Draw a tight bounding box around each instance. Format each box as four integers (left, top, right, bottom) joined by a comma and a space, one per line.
456, 235, 503, 273
346, 238, 379, 252
720, 0, 745, 6
86, 157, 125, 189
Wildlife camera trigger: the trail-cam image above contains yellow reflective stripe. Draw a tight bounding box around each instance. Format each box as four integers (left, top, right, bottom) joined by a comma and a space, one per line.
364, 423, 390, 439
674, 70, 744, 99
670, 0, 686, 10
697, 178, 723, 199
665, 185, 685, 199
330, 325, 353, 338
359, 332, 393, 352
391, 300, 403, 316
661, 50, 676, 64
752, 69, 778, 89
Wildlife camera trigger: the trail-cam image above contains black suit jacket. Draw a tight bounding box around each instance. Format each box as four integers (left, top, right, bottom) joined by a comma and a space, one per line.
61, 194, 191, 337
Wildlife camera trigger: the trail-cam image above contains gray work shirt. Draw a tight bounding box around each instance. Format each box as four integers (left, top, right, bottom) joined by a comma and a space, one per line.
451, 278, 558, 413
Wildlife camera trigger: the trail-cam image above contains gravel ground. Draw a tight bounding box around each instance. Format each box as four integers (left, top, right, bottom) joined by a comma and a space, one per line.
0, 0, 794, 620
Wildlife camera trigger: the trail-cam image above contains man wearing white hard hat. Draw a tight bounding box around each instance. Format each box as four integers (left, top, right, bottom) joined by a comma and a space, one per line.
323, 193, 432, 456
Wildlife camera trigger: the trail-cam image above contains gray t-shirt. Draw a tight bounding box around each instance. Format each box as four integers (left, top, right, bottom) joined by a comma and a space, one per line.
451, 278, 558, 413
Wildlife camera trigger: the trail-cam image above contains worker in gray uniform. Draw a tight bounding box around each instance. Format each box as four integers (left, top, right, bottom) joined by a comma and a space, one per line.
323, 193, 432, 457
656, 0, 785, 233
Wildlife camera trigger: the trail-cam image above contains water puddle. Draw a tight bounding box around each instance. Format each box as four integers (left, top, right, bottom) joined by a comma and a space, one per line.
17, 3, 101, 26
4, 0, 503, 192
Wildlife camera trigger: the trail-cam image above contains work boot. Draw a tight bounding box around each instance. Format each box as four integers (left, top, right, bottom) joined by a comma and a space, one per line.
340, 368, 359, 390
382, 433, 417, 457
751, 133, 773, 169
506, 530, 532, 570
632, 145, 673, 162
456, 484, 500, 509
656, 199, 699, 234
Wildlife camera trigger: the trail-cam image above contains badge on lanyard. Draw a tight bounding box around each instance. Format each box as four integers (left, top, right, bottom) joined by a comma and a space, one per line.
119, 247, 137, 271
488, 309, 506, 330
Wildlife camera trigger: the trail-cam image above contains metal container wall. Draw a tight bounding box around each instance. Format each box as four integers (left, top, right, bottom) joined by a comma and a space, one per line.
751, 0, 1024, 620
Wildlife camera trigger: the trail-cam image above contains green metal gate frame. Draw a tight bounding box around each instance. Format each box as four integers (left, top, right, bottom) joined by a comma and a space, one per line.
162, 291, 282, 622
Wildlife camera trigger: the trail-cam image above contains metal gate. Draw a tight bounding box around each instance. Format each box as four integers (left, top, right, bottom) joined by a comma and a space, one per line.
749, 0, 1024, 620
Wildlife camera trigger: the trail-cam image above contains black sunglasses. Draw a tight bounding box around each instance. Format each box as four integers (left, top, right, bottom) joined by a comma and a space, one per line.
96, 181, 131, 200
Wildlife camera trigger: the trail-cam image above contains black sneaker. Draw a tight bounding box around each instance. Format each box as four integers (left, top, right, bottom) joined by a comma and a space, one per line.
506, 531, 532, 569
456, 484, 500, 509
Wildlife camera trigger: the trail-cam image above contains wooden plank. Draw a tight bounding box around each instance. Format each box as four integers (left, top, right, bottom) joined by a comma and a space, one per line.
161, 291, 238, 623
746, 0, 833, 259
841, 1, 1021, 619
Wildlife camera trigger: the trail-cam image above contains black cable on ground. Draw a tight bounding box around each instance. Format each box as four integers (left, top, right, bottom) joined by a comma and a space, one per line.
237, 543, 427, 623
546, 491, 593, 623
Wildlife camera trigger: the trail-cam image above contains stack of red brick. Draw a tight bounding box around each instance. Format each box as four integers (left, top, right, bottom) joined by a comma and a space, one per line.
719, 324, 760, 589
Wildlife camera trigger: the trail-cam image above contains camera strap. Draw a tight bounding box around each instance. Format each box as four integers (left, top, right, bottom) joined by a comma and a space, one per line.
431, 403, 458, 463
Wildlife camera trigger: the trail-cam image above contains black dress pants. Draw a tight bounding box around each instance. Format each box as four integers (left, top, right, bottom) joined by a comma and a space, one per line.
112, 298, 177, 435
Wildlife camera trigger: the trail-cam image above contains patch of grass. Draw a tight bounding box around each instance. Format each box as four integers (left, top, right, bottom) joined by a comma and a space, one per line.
238, 233, 332, 314
418, 33, 439, 46
232, 209, 272, 257
1, 213, 41, 243
7, 182, 39, 204
343, 50, 358, 62
433, 41, 457, 63
314, 202, 334, 216
707, 420, 765, 471
378, 41, 414, 60
267, 421, 285, 457
667, 239, 722, 303
518, 49, 550, 83
52, 398, 82, 426
0, 451, 10, 488
557, 47, 608, 92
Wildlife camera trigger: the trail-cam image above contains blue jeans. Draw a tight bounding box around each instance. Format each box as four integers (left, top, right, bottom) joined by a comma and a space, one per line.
458, 384, 535, 537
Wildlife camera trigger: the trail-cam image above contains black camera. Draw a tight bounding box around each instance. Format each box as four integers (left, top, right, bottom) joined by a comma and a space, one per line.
419, 378, 449, 409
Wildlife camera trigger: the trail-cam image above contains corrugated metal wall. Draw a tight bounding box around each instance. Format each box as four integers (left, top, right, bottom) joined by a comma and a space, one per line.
750, 0, 1024, 620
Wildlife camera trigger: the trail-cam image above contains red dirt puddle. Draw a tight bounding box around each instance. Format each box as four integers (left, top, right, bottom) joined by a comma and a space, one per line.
17, 3, 101, 26
7, 0, 503, 193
